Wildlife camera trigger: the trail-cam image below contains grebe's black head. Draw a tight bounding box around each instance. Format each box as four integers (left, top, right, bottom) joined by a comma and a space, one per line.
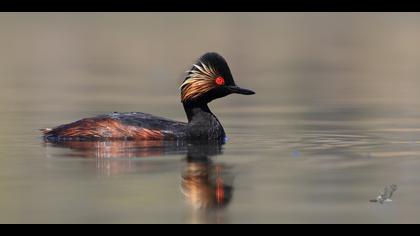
180, 52, 255, 104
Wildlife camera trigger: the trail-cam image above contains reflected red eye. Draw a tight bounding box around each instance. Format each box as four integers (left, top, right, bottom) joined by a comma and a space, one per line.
215, 77, 225, 86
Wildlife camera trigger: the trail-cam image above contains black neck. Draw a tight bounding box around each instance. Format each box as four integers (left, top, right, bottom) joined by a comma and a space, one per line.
183, 102, 213, 123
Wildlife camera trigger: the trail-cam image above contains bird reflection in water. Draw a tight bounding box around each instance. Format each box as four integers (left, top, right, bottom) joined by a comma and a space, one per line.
181, 143, 233, 210
44, 140, 191, 176
181, 143, 234, 224
44, 139, 234, 216
44, 140, 190, 158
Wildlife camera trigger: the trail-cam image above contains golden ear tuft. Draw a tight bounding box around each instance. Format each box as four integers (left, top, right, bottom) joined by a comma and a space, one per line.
180, 61, 219, 102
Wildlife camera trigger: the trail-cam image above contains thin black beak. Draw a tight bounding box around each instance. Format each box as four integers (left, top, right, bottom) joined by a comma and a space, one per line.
228, 86, 255, 95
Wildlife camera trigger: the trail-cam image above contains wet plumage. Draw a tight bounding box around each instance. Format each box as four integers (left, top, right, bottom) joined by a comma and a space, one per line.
43, 112, 186, 141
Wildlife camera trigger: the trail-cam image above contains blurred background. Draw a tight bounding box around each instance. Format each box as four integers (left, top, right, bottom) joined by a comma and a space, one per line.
1, 13, 420, 223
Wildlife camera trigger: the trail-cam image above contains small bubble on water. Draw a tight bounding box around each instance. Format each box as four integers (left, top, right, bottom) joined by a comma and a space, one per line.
292, 150, 301, 157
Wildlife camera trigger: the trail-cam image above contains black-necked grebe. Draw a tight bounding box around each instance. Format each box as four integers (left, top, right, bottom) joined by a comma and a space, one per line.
42, 52, 255, 141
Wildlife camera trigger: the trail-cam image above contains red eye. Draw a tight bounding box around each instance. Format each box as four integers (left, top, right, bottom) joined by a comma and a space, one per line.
215, 77, 225, 86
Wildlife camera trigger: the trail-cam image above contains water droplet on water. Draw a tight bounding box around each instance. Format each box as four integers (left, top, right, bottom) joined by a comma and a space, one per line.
292, 150, 300, 157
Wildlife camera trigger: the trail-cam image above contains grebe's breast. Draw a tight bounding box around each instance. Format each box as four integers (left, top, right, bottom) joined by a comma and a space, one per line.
43, 112, 187, 141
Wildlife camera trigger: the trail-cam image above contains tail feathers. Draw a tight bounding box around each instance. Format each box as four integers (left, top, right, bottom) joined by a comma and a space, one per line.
40, 128, 53, 134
